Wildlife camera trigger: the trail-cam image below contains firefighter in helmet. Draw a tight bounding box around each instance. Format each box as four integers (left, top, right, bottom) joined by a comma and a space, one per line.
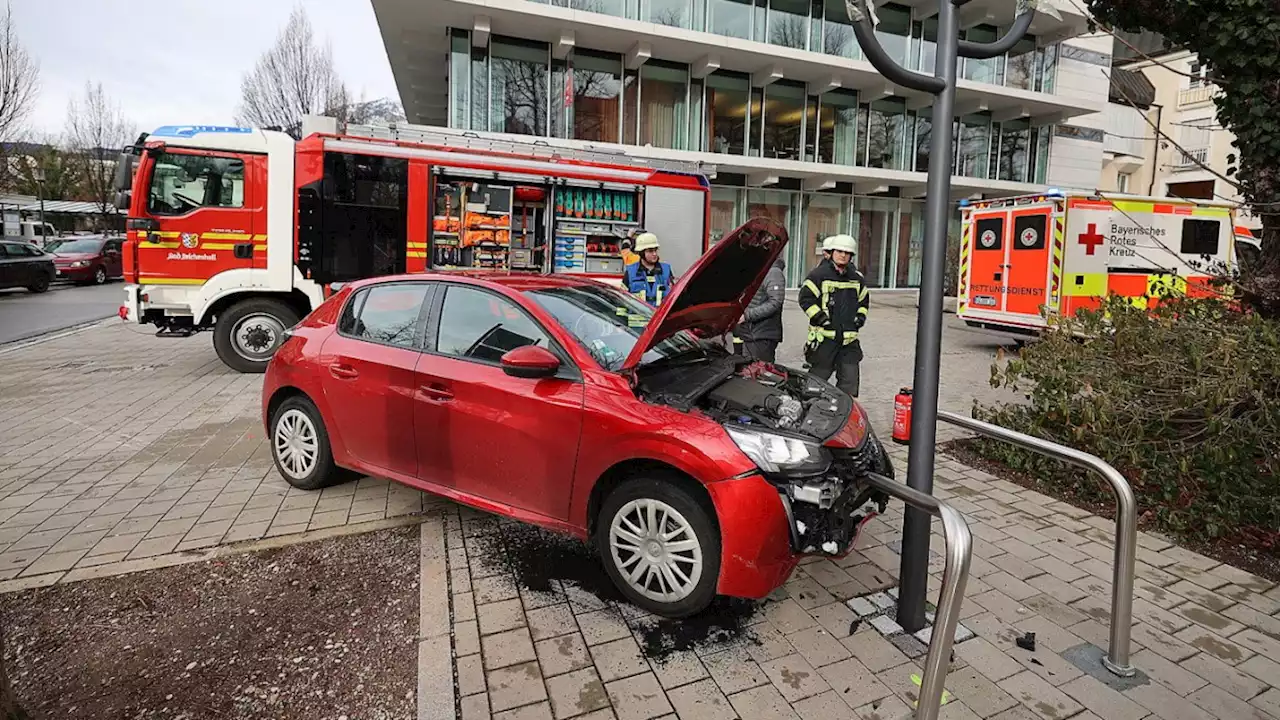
623, 232, 676, 306
798, 234, 869, 397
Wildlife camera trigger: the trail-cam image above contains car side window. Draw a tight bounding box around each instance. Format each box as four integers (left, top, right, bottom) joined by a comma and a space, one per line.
0, 244, 10, 258
104, 240, 122, 253
340, 284, 429, 349
435, 285, 551, 364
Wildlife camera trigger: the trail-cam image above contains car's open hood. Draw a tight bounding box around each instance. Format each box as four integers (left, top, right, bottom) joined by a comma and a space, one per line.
620, 217, 788, 371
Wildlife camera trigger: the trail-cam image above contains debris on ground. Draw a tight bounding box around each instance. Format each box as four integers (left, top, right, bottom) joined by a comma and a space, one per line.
2, 525, 421, 720
1016, 632, 1037, 652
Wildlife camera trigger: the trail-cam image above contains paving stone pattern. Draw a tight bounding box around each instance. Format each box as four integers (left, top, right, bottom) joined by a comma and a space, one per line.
1, 299, 1277, 720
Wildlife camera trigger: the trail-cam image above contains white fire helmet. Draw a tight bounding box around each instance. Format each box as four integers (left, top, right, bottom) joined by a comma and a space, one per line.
633, 232, 660, 253
824, 234, 857, 254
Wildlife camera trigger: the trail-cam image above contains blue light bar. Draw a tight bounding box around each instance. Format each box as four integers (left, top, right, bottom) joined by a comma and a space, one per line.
150, 125, 255, 138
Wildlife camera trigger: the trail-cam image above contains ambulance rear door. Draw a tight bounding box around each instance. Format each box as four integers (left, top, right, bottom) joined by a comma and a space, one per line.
960, 200, 1055, 332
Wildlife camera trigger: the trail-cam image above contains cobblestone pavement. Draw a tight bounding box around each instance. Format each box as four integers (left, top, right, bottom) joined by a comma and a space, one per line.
2, 294, 1277, 720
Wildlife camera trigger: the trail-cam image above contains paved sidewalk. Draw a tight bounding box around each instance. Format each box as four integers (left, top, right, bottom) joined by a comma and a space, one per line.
432, 441, 1280, 720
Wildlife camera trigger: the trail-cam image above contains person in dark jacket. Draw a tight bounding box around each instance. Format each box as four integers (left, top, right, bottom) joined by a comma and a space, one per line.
733, 256, 786, 362
798, 234, 869, 397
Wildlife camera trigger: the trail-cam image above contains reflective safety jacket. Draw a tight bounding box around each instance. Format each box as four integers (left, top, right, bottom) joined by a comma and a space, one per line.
624, 261, 675, 306
798, 259, 870, 346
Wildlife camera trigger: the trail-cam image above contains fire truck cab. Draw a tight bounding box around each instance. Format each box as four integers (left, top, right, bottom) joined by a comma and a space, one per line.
114, 122, 711, 373
957, 190, 1250, 336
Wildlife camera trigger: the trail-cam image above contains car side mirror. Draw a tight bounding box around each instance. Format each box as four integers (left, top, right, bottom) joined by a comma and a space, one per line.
501, 345, 561, 379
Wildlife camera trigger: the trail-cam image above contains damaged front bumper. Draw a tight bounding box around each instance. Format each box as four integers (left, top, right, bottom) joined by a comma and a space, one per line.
776, 439, 893, 557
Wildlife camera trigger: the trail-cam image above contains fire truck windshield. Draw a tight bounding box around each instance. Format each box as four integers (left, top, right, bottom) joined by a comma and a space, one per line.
146, 153, 245, 215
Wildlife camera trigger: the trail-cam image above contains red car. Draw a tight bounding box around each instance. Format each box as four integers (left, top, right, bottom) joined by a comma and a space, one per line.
50, 236, 123, 285
261, 219, 892, 617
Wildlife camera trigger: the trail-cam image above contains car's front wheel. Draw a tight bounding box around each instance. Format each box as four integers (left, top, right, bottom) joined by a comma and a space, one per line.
27, 273, 50, 293
92, 266, 107, 285
269, 395, 347, 491
596, 477, 721, 618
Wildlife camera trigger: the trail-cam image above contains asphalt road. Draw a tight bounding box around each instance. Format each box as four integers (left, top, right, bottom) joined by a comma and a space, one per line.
0, 281, 124, 345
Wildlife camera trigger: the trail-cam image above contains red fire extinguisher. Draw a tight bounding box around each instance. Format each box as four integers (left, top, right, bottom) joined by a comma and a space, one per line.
892, 387, 913, 445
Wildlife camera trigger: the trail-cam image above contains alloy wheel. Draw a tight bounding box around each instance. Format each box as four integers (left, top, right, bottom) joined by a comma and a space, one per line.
608, 498, 703, 603
274, 408, 319, 480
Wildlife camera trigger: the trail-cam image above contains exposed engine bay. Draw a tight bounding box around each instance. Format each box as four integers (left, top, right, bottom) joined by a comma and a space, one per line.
636, 352, 891, 556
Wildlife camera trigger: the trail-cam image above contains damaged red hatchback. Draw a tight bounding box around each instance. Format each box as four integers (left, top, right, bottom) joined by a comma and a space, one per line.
261, 218, 892, 617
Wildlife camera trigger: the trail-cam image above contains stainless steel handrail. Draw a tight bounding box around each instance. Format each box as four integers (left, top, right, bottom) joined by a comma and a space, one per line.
937, 410, 1137, 677
863, 472, 973, 720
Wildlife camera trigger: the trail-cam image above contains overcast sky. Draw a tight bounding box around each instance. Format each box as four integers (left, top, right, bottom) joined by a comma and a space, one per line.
13, 0, 400, 138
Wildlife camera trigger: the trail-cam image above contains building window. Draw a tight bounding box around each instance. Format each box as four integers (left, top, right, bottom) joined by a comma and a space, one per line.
705, 71, 750, 155
1005, 36, 1037, 91
646, 0, 692, 28
821, 0, 859, 59
816, 88, 859, 165
638, 60, 690, 150
471, 47, 489, 131
749, 88, 764, 156
708, 0, 752, 38
1036, 44, 1058, 93
957, 113, 993, 178
709, 186, 741, 244
1032, 125, 1051, 183
799, 193, 848, 280
570, 50, 623, 143
865, 98, 910, 170
1117, 172, 1131, 193
875, 5, 912, 66
449, 31, 470, 129
1188, 60, 1207, 88
912, 17, 938, 72
768, 0, 810, 49
996, 118, 1032, 182
490, 38, 549, 137
760, 81, 805, 160
962, 25, 1003, 84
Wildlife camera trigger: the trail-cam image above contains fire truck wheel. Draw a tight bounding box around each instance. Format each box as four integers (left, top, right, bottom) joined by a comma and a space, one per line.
269, 395, 347, 491
214, 298, 301, 374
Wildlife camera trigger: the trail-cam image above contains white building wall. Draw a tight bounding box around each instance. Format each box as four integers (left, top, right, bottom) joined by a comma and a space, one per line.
1045, 33, 1110, 190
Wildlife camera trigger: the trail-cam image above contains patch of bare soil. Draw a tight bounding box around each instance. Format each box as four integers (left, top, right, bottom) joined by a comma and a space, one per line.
2, 525, 421, 720
943, 440, 1280, 583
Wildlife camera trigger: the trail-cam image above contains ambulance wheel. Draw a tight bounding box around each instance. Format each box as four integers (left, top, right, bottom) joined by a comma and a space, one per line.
269, 395, 347, 491
596, 476, 720, 618
214, 298, 300, 374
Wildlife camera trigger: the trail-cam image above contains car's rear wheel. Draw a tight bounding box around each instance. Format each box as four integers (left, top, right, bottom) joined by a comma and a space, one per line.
27, 274, 49, 293
596, 477, 720, 618
269, 395, 346, 491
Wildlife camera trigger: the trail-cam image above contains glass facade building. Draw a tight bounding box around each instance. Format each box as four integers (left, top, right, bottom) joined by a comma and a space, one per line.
441, 0, 1068, 287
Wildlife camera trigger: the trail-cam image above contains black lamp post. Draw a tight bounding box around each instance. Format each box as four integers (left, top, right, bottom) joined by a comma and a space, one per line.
844, 0, 1041, 633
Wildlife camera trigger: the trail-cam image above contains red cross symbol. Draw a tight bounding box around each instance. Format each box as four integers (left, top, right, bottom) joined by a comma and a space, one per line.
1078, 223, 1105, 255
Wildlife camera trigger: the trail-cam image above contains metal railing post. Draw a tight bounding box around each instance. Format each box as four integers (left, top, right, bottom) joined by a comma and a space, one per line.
937, 410, 1137, 677
861, 472, 973, 720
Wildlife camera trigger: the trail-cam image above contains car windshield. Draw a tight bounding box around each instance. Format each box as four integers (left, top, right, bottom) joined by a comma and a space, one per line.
51, 239, 104, 254
527, 284, 704, 371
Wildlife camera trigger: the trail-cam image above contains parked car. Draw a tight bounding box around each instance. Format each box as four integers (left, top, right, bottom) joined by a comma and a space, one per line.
50, 236, 123, 285
261, 219, 892, 617
0, 240, 55, 293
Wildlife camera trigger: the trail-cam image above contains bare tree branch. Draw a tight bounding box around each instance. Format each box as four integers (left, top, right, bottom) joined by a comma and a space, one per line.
235, 6, 349, 138
0, 0, 37, 141
65, 82, 133, 230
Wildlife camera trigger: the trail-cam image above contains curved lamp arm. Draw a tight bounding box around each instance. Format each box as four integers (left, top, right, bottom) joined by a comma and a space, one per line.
957, 0, 1037, 60
845, 0, 946, 94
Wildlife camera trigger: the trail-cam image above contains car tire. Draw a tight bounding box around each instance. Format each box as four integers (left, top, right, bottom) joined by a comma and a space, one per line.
269, 395, 350, 491
26, 274, 50, 294
213, 298, 301, 374
596, 476, 721, 618
92, 266, 107, 285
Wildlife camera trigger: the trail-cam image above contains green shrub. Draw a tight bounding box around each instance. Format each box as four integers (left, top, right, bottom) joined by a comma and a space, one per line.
973, 295, 1280, 547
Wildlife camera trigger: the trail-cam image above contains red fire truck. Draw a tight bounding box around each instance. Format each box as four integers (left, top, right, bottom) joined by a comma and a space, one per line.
113, 121, 712, 372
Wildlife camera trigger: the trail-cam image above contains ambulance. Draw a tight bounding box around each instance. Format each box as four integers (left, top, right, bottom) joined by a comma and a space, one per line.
956, 190, 1254, 336
112, 120, 712, 373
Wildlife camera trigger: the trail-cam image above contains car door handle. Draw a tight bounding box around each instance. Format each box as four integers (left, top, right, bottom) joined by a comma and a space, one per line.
419, 383, 453, 401
329, 363, 359, 380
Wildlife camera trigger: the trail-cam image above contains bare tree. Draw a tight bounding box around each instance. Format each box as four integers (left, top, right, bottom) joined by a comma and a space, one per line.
236, 7, 348, 138
343, 96, 406, 126
65, 82, 133, 230
0, 1, 37, 141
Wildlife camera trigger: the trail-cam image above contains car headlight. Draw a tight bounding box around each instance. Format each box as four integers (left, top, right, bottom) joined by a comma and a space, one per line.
725, 425, 831, 476
70, 260, 89, 268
